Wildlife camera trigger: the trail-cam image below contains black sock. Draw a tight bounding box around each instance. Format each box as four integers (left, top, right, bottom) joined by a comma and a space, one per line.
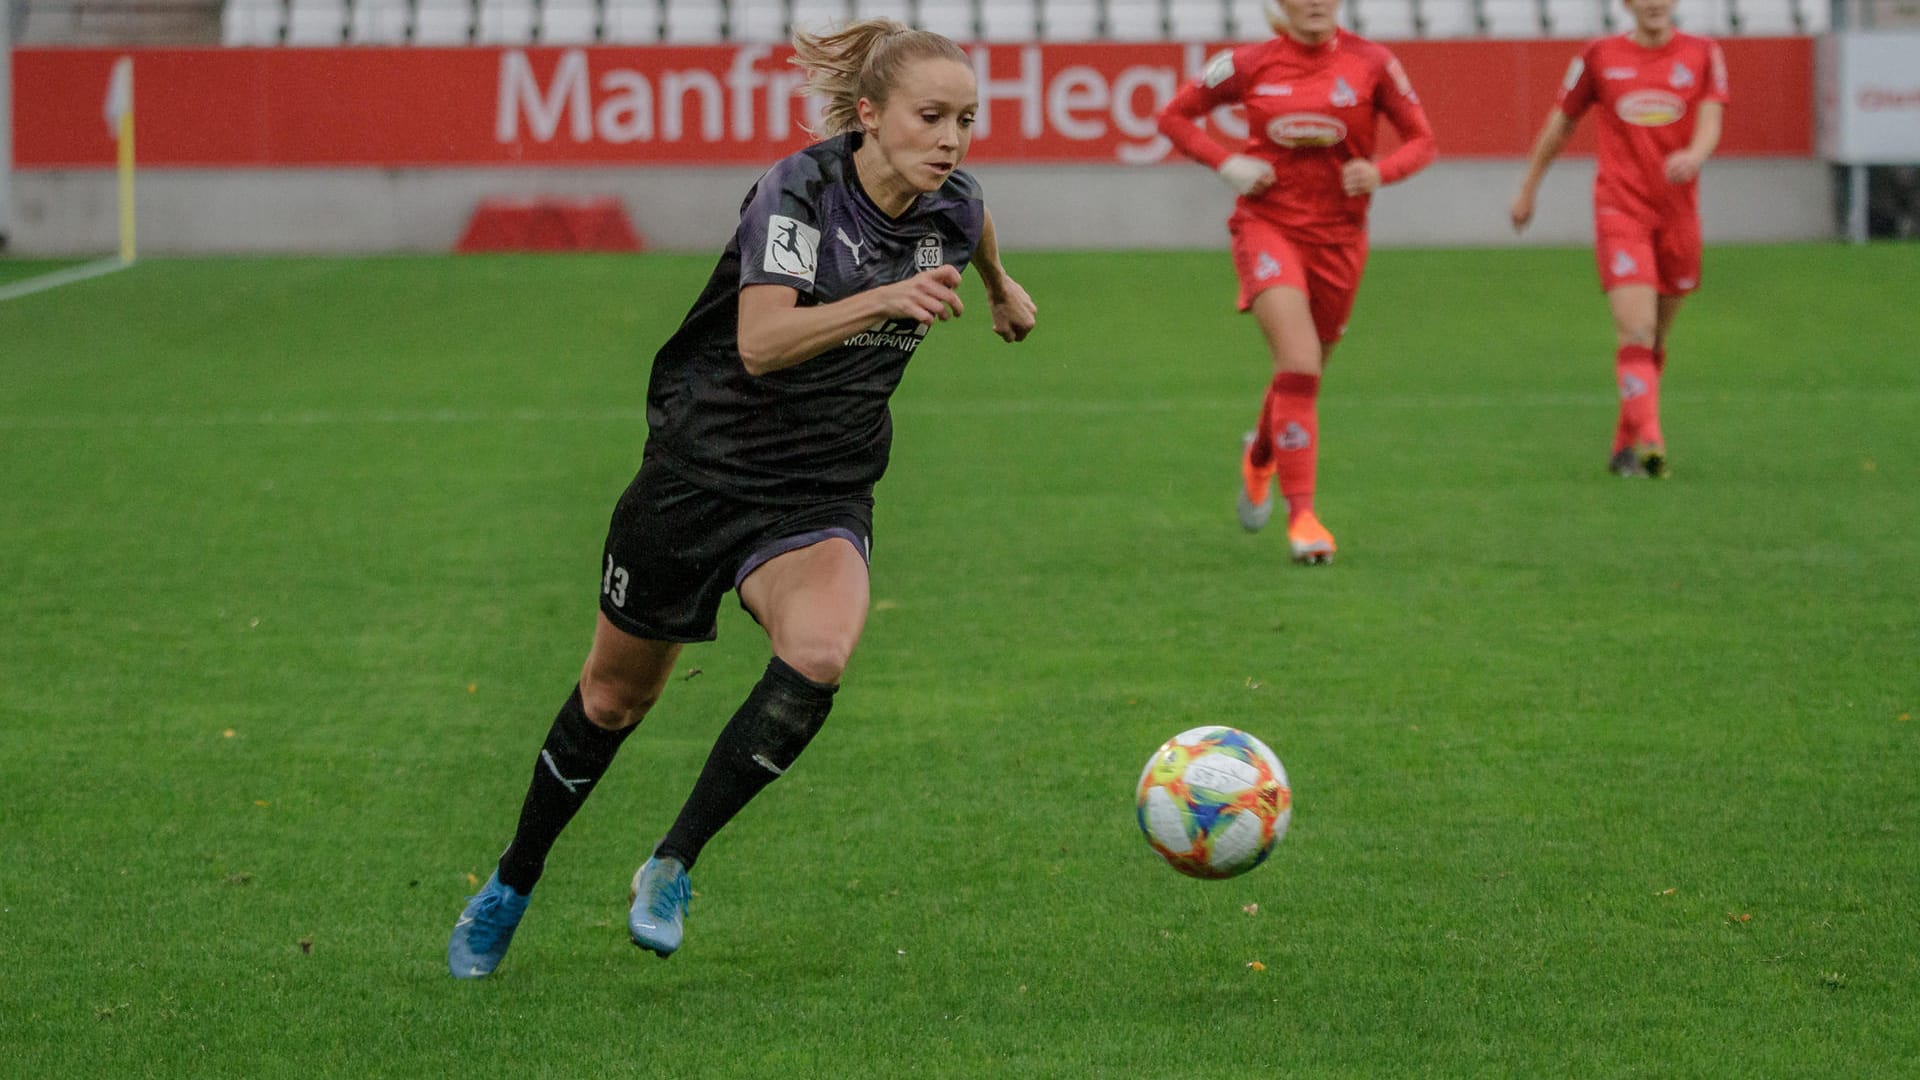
496, 685, 635, 894
654, 656, 836, 871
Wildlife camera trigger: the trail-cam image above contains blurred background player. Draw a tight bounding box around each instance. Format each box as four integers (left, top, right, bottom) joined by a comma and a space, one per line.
1157, 0, 1435, 564
1510, 0, 1727, 478
447, 19, 1036, 978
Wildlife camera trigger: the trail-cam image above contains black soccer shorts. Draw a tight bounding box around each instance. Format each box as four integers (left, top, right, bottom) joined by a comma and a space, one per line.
597, 454, 873, 643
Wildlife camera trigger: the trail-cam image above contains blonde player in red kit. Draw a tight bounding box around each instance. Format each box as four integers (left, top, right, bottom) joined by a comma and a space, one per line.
1511, 0, 1727, 477
1158, 0, 1435, 564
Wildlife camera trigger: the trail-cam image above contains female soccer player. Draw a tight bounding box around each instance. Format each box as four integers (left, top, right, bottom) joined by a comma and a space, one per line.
447, 20, 1036, 977
1510, 0, 1727, 477
1157, 0, 1434, 564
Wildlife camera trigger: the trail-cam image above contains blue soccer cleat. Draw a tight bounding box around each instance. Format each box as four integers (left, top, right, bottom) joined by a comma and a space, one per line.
628, 855, 691, 958
448, 869, 531, 979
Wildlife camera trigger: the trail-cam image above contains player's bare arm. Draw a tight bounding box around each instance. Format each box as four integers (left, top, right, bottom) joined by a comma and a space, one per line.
1665, 99, 1724, 184
1511, 109, 1578, 232
976, 209, 1038, 343
737, 269, 964, 376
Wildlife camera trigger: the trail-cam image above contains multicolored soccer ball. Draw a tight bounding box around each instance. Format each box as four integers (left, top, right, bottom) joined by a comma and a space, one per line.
1136, 726, 1292, 880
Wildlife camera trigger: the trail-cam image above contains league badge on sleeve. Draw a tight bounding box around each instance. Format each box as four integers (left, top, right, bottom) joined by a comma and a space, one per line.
1204, 50, 1236, 89
764, 214, 821, 284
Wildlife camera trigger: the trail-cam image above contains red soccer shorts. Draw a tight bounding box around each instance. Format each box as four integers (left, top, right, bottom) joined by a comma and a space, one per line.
1228, 216, 1369, 343
1594, 207, 1702, 297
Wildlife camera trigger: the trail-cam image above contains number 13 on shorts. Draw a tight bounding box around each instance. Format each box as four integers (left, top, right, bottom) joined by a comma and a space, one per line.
602, 554, 630, 608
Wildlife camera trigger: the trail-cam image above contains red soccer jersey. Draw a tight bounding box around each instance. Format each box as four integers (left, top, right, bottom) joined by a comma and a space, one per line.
1558, 32, 1730, 225
1159, 31, 1436, 246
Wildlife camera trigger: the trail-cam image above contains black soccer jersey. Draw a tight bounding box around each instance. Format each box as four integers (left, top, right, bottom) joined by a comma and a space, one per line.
643, 132, 985, 502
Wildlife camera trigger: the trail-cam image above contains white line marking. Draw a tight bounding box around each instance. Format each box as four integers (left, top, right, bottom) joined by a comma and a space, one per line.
0, 258, 133, 303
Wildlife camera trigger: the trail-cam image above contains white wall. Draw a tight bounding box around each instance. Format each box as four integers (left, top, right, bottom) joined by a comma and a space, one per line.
8, 159, 1833, 255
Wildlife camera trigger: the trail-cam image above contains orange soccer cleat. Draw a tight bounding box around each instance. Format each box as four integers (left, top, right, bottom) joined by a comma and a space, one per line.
1238, 433, 1276, 532
1287, 512, 1336, 566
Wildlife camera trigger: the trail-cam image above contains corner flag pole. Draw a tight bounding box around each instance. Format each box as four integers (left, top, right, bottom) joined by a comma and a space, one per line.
1, 9, 13, 251
105, 57, 136, 264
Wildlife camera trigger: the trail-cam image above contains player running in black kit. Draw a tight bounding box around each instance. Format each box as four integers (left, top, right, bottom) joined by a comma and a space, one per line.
448, 19, 1037, 977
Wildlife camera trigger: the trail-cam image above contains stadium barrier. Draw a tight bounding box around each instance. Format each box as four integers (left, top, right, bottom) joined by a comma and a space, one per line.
13, 39, 1815, 165
7, 38, 1828, 252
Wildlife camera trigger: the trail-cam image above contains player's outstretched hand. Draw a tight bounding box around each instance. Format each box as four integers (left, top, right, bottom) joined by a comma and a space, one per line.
878, 265, 965, 326
988, 277, 1037, 343
1509, 189, 1535, 233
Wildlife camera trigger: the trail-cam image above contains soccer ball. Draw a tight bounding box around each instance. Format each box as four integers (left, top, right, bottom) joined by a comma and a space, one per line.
1136, 726, 1291, 880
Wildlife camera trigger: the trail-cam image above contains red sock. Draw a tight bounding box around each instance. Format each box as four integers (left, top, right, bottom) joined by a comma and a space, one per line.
1614, 345, 1660, 452
1256, 372, 1320, 525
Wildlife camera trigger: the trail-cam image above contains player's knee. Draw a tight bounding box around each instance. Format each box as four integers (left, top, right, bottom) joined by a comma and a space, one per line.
579, 673, 661, 731
777, 638, 854, 687
1616, 325, 1657, 349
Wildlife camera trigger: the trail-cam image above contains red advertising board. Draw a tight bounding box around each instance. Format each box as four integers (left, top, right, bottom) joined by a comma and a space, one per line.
12, 38, 1812, 169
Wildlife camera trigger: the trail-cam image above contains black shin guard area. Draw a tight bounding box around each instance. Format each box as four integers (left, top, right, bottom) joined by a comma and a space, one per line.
497, 686, 634, 894
654, 656, 835, 870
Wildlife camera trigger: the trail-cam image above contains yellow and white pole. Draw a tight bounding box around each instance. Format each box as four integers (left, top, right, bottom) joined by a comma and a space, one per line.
1, 6, 13, 250
105, 57, 136, 264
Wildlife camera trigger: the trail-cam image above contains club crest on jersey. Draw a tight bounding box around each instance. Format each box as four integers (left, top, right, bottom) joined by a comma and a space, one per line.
1267, 113, 1348, 148
1277, 422, 1313, 451
1611, 249, 1638, 277
1329, 76, 1358, 108
1616, 89, 1686, 127
1669, 62, 1694, 89
1255, 252, 1282, 281
915, 235, 943, 271
764, 214, 820, 283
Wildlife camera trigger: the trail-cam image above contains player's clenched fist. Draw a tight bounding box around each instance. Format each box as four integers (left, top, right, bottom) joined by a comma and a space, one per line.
879, 265, 965, 325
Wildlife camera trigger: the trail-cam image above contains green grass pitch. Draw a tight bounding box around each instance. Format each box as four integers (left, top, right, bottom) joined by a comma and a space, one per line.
2, 244, 1917, 1076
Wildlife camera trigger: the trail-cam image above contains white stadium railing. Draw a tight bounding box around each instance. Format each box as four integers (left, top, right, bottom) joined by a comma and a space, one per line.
14, 0, 1836, 48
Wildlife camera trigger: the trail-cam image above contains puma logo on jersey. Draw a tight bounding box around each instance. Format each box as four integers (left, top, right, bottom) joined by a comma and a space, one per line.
835, 227, 866, 265
1253, 83, 1293, 96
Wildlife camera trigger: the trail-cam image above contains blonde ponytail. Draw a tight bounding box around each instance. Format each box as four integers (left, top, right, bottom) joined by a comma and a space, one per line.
790, 19, 971, 137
